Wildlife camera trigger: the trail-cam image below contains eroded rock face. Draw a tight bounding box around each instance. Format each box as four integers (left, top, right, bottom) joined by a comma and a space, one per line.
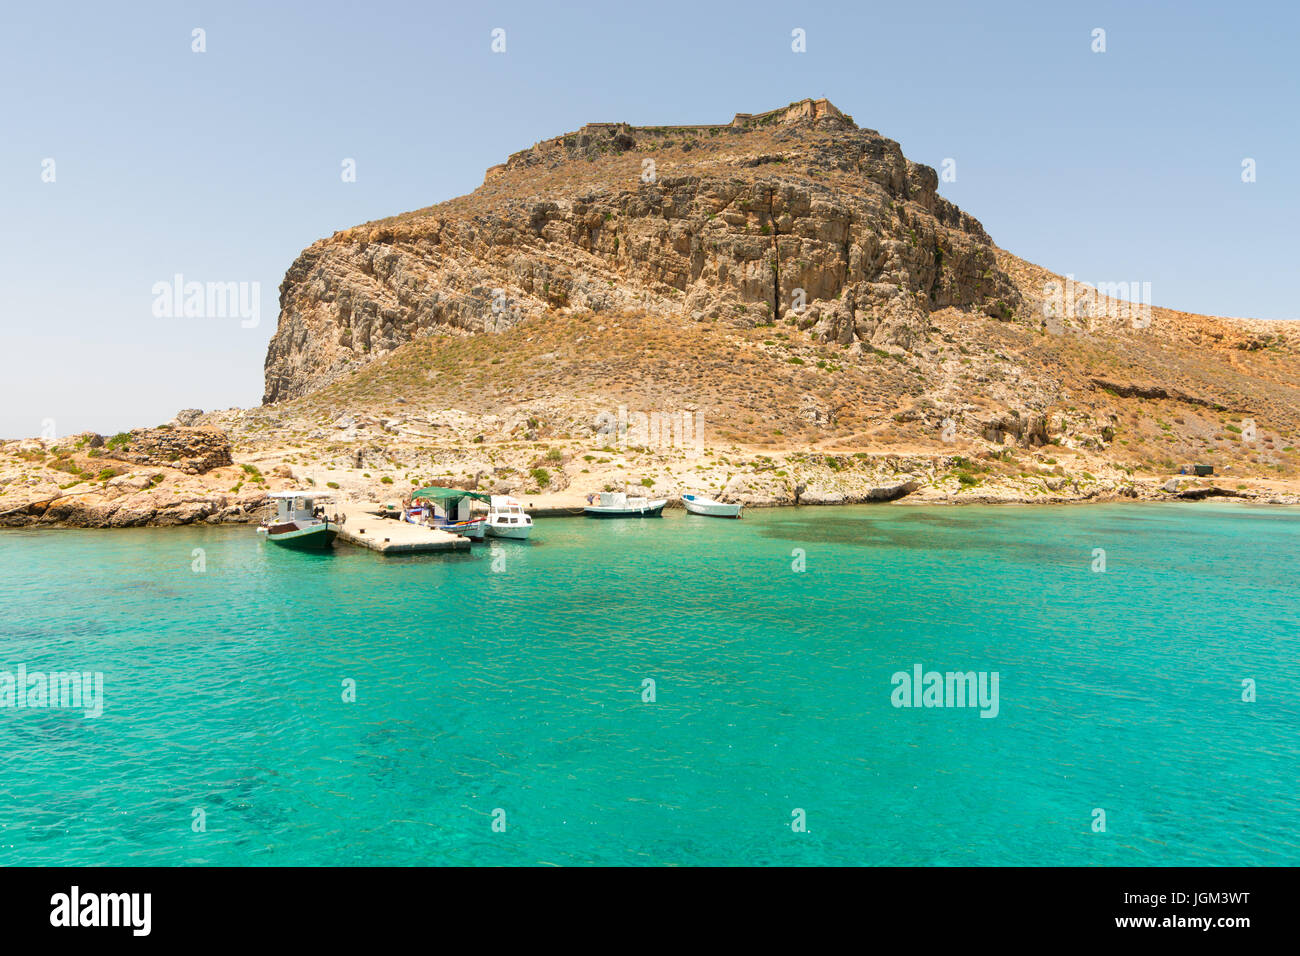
263, 98, 1019, 403
1, 488, 266, 528
978, 411, 1050, 447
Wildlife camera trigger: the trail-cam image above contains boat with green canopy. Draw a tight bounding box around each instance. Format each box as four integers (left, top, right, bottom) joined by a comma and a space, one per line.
410, 486, 490, 540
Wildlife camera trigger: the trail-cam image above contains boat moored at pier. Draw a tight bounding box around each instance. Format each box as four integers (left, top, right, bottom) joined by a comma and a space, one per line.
485, 495, 533, 539
411, 486, 489, 540
258, 492, 338, 549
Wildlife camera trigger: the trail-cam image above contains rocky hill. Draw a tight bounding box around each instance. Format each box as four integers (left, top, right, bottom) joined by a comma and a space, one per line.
4, 99, 1300, 527
263, 98, 1021, 403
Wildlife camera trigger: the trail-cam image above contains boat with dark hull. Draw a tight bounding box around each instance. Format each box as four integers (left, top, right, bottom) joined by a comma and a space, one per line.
258, 492, 338, 550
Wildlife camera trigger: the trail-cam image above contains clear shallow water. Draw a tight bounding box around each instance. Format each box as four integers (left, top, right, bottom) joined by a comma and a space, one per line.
1, 502, 1298, 866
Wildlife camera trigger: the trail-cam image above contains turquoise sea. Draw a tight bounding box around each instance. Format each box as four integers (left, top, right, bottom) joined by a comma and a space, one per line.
1, 502, 1297, 866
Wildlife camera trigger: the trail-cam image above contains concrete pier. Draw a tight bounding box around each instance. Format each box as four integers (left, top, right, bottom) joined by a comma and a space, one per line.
330, 505, 470, 554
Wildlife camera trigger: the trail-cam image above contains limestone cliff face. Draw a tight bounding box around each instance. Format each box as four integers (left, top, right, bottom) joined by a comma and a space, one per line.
263, 98, 1020, 403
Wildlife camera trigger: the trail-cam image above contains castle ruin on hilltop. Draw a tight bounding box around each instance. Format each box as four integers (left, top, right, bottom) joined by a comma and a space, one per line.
487, 98, 855, 179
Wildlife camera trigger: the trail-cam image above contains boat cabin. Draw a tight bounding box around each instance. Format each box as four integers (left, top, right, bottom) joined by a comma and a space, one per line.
267, 491, 330, 524
489, 495, 530, 525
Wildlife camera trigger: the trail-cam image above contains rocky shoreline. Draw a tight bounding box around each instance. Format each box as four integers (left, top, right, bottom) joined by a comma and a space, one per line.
6, 482, 1294, 531
0, 488, 267, 529
4, 421, 1296, 530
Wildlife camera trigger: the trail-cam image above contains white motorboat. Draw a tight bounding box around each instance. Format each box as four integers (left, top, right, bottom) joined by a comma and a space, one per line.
583, 491, 667, 518
682, 493, 743, 519
485, 495, 533, 539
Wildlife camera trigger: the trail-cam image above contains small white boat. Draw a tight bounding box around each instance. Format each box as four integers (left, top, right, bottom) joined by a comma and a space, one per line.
258, 492, 338, 549
682, 493, 743, 519
584, 491, 668, 518
485, 495, 533, 539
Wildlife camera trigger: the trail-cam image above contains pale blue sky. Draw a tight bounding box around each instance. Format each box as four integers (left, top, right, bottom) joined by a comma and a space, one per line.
2, 0, 1296, 437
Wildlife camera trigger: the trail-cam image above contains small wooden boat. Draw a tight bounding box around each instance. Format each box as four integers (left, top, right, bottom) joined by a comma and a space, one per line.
437, 516, 486, 540
411, 485, 490, 541
258, 492, 337, 550
405, 504, 487, 540
584, 491, 667, 518
486, 495, 533, 539
682, 493, 743, 518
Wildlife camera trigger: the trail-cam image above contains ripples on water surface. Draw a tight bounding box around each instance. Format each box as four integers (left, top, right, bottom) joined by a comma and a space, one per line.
1, 502, 1297, 865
